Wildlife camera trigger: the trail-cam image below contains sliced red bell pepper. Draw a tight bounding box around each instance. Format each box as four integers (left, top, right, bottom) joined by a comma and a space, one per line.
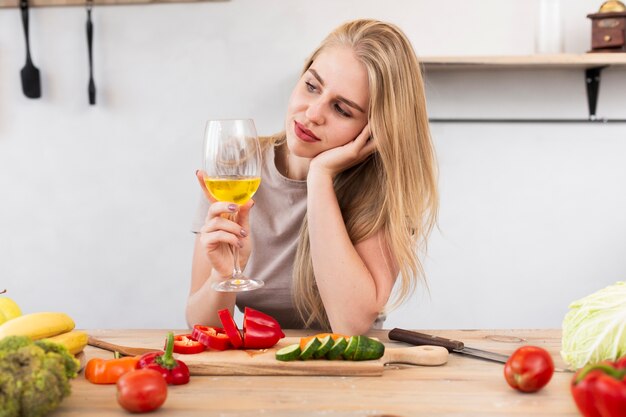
218, 308, 244, 348
137, 332, 190, 385
169, 333, 205, 354
242, 307, 285, 349
191, 325, 232, 351
571, 356, 626, 417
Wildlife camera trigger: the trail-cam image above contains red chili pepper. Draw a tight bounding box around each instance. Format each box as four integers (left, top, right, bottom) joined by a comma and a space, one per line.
191, 325, 232, 351
242, 307, 285, 349
218, 309, 244, 348
571, 356, 626, 417
137, 332, 190, 385
169, 333, 205, 354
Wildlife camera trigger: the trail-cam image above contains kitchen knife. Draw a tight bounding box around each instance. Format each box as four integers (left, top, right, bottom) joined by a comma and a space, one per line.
389, 328, 510, 364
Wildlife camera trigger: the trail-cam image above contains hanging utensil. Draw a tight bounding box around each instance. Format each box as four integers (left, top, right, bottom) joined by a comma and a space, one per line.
19, 0, 41, 99
86, 0, 96, 105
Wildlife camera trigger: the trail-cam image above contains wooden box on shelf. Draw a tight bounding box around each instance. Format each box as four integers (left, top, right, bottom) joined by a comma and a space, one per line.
587, 11, 626, 52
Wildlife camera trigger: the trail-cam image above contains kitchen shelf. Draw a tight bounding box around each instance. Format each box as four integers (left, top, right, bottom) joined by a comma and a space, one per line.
419, 53, 626, 70
419, 54, 626, 123
0, 0, 226, 7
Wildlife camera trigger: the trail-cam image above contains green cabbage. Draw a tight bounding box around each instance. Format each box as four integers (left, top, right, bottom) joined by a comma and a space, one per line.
561, 281, 626, 369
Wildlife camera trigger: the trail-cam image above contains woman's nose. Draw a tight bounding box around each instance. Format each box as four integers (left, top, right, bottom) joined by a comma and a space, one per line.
305, 99, 325, 125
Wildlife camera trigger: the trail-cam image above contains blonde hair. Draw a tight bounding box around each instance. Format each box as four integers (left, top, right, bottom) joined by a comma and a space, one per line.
263, 19, 438, 330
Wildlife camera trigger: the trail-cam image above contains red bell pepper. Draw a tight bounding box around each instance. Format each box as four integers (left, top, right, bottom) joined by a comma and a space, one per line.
242, 307, 285, 349
85, 356, 140, 384
137, 332, 190, 385
170, 333, 205, 354
218, 308, 244, 348
571, 356, 626, 417
217, 307, 285, 349
191, 325, 232, 351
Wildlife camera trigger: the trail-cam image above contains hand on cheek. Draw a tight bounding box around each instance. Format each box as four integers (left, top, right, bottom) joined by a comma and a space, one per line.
309, 124, 376, 178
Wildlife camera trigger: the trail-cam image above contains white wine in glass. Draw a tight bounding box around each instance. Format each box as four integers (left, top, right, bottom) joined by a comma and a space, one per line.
203, 119, 263, 292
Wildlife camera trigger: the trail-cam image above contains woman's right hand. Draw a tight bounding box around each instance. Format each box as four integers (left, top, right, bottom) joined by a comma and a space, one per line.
195, 170, 254, 279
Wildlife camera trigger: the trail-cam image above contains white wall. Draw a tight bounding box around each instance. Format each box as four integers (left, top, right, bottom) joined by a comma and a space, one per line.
1, 0, 624, 330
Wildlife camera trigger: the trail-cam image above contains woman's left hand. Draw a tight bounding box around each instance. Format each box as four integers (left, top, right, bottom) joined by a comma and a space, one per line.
309, 124, 376, 178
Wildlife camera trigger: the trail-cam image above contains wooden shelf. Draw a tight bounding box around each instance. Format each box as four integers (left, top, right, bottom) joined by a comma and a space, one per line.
419, 53, 626, 70
418, 54, 626, 122
0, 0, 226, 7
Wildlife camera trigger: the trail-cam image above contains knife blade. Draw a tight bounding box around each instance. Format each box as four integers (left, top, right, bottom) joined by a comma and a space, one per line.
388, 328, 509, 364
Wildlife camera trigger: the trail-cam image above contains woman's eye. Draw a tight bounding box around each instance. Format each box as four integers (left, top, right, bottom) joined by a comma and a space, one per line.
334, 104, 350, 117
305, 81, 317, 92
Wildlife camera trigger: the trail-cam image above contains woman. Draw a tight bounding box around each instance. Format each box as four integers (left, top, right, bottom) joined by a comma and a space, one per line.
187, 19, 438, 334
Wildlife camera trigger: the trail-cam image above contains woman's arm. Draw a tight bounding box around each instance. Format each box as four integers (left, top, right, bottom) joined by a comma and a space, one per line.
306, 171, 398, 335
306, 128, 398, 334
185, 171, 253, 327
186, 235, 236, 327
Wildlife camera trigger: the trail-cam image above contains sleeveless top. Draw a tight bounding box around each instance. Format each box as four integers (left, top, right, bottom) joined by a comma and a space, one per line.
191, 145, 385, 329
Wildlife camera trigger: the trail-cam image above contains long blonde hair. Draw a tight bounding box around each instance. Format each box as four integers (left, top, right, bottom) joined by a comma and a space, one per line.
264, 19, 438, 330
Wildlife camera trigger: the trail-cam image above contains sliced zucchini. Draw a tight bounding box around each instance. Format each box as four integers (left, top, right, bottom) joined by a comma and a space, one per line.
275, 343, 302, 361
313, 335, 334, 359
299, 337, 322, 360
352, 336, 385, 361
326, 337, 348, 360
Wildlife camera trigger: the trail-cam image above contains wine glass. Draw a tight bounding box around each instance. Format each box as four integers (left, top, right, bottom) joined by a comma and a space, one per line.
203, 119, 263, 292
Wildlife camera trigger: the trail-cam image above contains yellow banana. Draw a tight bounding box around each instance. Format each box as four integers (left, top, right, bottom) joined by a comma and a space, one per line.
45, 330, 89, 355
0, 312, 75, 340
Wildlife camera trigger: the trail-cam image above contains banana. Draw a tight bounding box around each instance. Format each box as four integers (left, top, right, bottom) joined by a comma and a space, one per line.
45, 330, 89, 355
0, 312, 75, 340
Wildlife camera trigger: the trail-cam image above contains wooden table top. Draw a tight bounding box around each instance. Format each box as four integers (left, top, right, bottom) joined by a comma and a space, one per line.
51, 328, 579, 417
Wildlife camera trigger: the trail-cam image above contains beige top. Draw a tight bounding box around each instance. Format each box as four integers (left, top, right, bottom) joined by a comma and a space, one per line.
192, 145, 385, 329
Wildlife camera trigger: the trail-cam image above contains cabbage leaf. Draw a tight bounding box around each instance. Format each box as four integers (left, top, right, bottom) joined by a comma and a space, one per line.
561, 281, 626, 369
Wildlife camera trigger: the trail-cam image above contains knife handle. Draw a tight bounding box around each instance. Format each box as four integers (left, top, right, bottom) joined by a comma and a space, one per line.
389, 328, 464, 351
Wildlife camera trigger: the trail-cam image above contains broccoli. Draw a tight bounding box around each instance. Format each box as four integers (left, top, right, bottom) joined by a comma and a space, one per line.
0, 336, 80, 417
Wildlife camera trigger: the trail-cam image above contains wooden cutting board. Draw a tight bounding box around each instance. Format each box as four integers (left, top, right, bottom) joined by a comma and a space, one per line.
88, 336, 448, 377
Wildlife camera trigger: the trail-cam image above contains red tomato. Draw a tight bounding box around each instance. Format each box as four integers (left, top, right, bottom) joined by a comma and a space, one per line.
117, 369, 168, 413
504, 346, 555, 393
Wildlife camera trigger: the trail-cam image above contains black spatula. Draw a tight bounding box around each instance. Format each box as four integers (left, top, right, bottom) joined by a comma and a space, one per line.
19, 0, 41, 99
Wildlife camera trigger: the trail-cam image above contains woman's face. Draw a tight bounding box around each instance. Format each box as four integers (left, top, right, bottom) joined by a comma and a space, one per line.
285, 46, 370, 159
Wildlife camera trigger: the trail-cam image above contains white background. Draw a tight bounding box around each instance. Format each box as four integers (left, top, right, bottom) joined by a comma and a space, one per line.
0, 0, 624, 330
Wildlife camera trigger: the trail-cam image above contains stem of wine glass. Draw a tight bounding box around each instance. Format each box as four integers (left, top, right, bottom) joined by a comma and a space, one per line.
229, 213, 242, 279
231, 242, 242, 278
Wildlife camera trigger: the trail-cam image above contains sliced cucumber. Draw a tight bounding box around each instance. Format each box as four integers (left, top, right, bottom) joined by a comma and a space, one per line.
326, 337, 348, 360
313, 335, 334, 359
352, 336, 385, 361
275, 343, 302, 361
342, 336, 359, 360
299, 337, 322, 360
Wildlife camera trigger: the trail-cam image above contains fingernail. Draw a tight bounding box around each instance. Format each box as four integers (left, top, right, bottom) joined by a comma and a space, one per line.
240, 229, 248, 237
228, 204, 238, 212
195, 169, 199, 176
238, 240, 244, 248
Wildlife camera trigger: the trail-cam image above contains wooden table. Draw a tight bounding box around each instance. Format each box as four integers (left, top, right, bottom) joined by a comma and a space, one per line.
51, 329, 580, 417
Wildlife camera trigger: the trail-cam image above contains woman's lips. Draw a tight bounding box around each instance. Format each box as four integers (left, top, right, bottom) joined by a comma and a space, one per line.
294, 121, 320, 143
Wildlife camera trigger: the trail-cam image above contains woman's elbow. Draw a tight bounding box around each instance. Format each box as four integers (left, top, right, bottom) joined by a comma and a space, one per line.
331, 309, 380, 335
